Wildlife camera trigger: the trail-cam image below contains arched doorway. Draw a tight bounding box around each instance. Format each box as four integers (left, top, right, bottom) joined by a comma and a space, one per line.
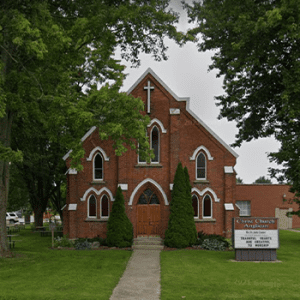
136, 188, 161, 236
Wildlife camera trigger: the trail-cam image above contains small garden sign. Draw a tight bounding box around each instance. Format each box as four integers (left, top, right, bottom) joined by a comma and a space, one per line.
232, 217, 279, 261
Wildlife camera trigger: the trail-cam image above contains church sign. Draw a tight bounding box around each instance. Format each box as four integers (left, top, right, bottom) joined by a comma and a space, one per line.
232, 217, 279, 261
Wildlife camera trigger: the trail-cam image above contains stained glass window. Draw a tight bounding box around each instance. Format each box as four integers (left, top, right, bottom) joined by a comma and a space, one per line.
94, 153, 103, 179
203, 195, 212, 218
197, 152, 206, 179
151, 127, 159, 163
192, 195, 198, 217
101, 195, 109, 217
89, 195, 96, 217
138, 188, 160, 204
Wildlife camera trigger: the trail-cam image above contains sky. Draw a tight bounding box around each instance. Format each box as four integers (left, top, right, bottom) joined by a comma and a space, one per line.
116, 2, 281, 184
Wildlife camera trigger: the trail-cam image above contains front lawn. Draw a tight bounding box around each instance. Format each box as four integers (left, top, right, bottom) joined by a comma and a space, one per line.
161, 230, 300, 300
0, 227, 132, 300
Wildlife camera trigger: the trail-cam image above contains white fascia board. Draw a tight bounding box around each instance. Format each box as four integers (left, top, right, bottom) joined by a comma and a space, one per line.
62, 126, 97, 161
127, 68, 238, 158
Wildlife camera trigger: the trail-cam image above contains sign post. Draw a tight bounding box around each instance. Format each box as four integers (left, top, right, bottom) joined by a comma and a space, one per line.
49, 217, 56, 248
232, 217, 279, 261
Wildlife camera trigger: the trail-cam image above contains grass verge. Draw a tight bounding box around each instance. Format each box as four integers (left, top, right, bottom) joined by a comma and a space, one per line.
161, 230, 300, 300
0, 226, 132, 300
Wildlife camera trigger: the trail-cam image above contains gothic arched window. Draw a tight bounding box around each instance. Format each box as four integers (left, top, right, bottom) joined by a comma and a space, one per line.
94, 153, 103, 180
138, 188, 160, 204
88, 195, 96, 218
196, 152, 206, 180
192, 195, 199, 218
101, 195, 109, 218
203, 195, 212, 218
151, 126, 159, 163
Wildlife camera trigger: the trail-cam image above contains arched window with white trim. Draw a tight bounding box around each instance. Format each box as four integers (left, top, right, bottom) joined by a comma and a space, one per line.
203, 195, 212, 218
88, 195, 97, 218
101, 195, 109, 218
196, 152, 206, 180
94, 153, 103, 180
151, 126, 159, 163
192, 195, 199, 218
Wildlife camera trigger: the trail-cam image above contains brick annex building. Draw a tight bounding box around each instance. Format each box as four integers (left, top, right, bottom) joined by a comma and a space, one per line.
62, 68, 300, 239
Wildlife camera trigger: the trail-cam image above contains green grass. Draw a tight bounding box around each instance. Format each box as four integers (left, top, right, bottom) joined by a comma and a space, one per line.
0, 227, 132, 300
161, 230, 300, 300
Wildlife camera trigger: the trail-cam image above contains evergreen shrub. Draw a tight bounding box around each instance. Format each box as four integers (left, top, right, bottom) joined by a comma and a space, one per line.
106, 186, 133, 248
164, 163, 197, 248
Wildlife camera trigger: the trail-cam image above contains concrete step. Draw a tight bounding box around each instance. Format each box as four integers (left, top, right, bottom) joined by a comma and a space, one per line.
132, 237, 164, 250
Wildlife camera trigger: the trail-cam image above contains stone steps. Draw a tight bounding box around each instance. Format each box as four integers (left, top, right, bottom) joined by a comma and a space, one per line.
132, 236, 164, 250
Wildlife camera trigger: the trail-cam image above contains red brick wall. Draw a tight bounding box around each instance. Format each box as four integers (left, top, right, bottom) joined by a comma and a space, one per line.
236, 184, 300, 228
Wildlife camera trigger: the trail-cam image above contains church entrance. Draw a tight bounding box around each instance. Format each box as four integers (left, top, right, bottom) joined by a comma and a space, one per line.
136, 188, 161, 236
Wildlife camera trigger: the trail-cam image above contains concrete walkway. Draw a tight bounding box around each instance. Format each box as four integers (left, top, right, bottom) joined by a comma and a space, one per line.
110, 242, 162, 300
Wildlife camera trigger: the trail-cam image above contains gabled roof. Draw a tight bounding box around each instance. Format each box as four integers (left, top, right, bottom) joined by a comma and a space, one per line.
63, 68, 238, 160
127, 68, 238, 158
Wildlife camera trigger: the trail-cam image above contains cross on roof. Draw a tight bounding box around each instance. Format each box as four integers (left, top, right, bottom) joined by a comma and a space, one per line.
144, 80, 154, 113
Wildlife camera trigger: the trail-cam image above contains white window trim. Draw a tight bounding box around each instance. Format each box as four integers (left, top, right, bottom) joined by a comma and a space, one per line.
93, 153, 104, 181
100, 194, 109, 219
203, 195, 212, 218
196, 152, 206, 180
150, 125, 160, 164
88, 195, 97, 218
192, 194, 199, 219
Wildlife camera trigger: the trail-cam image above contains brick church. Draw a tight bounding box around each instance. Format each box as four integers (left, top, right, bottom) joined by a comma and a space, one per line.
62, 68, 300, 239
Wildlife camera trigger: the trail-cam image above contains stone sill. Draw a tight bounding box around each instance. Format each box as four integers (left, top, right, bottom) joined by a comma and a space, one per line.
89, 181, 106, 185
194, 218, 216, 223
135, 164, 163, 168
85, 218, 108, 222
193, 180, 210, 184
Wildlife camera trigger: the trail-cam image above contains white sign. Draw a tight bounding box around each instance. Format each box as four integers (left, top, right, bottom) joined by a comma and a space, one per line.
234, 230, 279, 249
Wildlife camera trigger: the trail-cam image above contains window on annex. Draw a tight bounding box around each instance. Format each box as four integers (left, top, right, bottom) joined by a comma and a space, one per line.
94, 153, 103, 180
101, 195, 109, 218
88, 195, 97, 218
236, 201, 251, 217
138, 188, 160, 204
192, 195, 199, 218
196, 152, 206, 180
203, 195, 212, 218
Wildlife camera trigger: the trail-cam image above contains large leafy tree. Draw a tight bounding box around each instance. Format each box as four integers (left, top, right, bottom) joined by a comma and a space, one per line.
185, 0, 300, 213
0, 0, 184, 256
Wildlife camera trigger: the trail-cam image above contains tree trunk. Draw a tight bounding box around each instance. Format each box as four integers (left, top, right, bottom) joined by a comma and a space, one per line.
0, 111, 13, 257
33, 205, 44, 228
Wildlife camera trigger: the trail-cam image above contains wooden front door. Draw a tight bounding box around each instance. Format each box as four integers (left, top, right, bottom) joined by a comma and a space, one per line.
136, 188, 161, 236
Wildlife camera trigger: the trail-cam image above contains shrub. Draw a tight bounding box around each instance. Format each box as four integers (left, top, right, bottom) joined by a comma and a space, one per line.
54, 235, 74, 248
164, 163, 197, 248
75, 239, 91, 250
195, 231, 230, 250
201, 239, 226, 251
106, 187, 133, 248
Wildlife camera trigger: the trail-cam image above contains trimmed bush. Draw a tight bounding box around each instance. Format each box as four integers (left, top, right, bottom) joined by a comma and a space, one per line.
164, 163, 197, 248
106, 186, 133, 248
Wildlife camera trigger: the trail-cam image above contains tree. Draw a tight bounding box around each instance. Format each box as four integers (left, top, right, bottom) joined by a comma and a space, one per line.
106, 186, 133, 248
236, 177, 243, 184
184, 0, 300, 213
0, 0, 184, 256
164, 163, 197, 248
253, 176, 272, 184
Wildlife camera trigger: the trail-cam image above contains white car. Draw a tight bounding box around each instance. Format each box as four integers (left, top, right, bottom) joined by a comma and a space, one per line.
6, 212, 19, 225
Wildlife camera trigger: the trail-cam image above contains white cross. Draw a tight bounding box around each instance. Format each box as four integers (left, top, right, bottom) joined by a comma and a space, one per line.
144, 80, 154, 113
